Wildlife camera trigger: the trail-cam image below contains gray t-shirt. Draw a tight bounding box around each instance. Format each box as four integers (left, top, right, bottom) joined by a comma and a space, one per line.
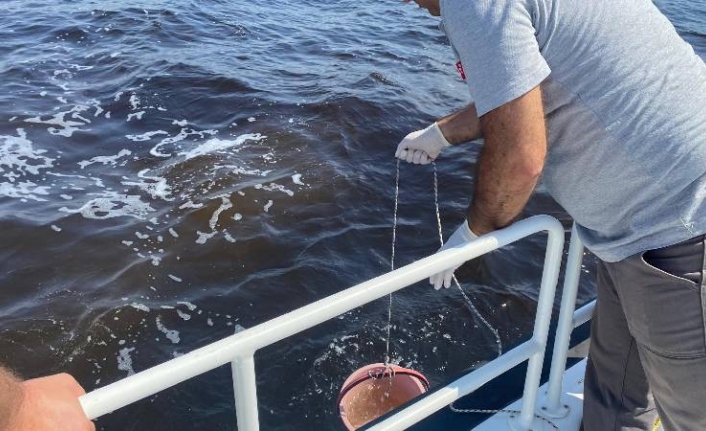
440, 0, 706, 262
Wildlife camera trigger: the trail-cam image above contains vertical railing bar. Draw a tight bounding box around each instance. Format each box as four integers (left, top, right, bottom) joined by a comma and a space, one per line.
232, 355, 259, 431
516, 220, 565, 429
544, 224, 585, 415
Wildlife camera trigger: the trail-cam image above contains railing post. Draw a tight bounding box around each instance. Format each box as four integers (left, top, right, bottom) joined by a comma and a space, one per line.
232, 355, 259, 431
512, 218, 565, 430
543, 223, 584, 417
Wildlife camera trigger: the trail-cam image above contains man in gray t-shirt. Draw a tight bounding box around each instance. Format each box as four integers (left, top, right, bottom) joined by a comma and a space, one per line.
396, 0, 706, 429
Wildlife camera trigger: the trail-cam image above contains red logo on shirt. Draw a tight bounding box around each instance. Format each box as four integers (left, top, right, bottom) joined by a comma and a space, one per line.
456, 61, 467, 81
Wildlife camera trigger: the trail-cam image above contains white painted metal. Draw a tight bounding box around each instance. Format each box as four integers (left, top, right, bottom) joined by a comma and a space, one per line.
573, 300, 595, 328
79, 215, 568, 431
472, 359, 587, 431
232, 356, 259, 431
544, 224, 584, 417
514, 216, 564, 430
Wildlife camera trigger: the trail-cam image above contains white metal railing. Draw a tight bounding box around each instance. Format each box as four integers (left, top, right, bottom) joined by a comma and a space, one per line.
79, 215, 571, 431
542, 225, 595, 418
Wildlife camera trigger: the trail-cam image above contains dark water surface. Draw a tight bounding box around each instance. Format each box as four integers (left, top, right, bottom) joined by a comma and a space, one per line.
0, 1, 704, 430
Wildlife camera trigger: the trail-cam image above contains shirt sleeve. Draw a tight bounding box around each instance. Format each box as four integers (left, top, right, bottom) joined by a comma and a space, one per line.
441, 0, 550, 116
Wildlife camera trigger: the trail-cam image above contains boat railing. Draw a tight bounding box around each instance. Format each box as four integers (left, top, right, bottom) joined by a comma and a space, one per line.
79, 215, 587, 431
542, 224, 594, 418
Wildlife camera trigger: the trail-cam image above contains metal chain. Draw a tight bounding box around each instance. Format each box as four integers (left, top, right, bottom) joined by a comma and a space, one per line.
386, 160, 503, 363
431, 163, 503, 357
448, 404, 560, 430
384, 159, 401, 366
390, 160, 559, 430
431, 162, 558, 429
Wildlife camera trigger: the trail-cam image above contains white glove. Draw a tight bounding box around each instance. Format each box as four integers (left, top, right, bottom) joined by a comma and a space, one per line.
430, 220, 478, 290
395, 122, 450, 165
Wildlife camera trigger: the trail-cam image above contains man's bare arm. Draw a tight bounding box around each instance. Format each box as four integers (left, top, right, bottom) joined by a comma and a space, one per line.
0, 368, 23, 431
437, 103, 482, 145
0, 366, 94, 431
469, 86, 546, 235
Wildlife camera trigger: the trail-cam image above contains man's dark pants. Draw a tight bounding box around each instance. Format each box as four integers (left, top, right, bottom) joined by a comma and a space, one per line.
582, 235, 706, 431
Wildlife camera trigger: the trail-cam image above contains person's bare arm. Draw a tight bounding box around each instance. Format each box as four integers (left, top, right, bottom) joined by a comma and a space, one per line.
469, 86, 546, 235
0, 367, 94, 431
437, 103, 482, 145
0, 368, 23, 431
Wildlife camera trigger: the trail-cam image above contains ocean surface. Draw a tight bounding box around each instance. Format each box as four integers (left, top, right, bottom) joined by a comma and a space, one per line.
0, 1, 704, 430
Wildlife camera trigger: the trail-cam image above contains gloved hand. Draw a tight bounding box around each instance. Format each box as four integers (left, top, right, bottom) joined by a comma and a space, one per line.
430, 220, 478, 290
395, 122, 450, 165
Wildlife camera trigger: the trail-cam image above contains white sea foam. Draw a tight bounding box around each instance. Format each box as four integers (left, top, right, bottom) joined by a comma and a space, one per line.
215, 164, 271, 177
129, 94, 140, 110
0, 181, 51, 202
117, 347, 136, 375
129, 303, 150, 312
155, 317, 180, 344
168, 274, 182, 282
292, 174, 306, 185
126, 130, 168, 142
179, 200, 203, 209
122, 169, 173, 201
177, 301, 197, 311
70, 64, 94, 71
263, 200, 273, 212
78, 149, 131, 169
25, 105, 91, 137
262, 183, 294, 197
195, 230, 217, 244
53, 69, 72, 78
209, 196, 232, 230
149, 128, 218, 158
0, 128, 55, 178
59, 191, 154, 220
51, 225, 62, 232
178, 134, 265, 160
176, 310, 191, 321
127, 111, 145, 122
